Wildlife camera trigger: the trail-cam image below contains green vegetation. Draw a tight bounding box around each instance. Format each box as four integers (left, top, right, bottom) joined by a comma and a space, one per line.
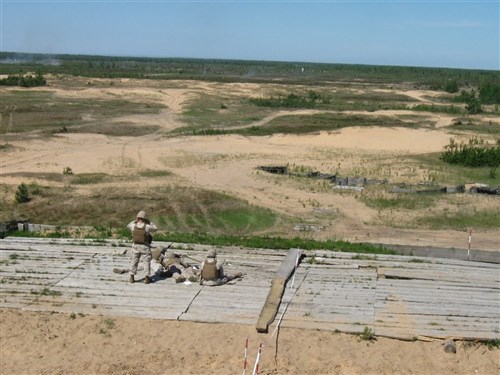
0, 72, 46, 87
479, 82, 500, 105
248, 90, 411, 112
411, 104, 463, 115
70, 173, 109, 185
15, 183, 30, 203
441, 138, 500, 167
156, 232, 395, 254
138, 169, 172, 178
359, 326, 376, 341
1, 184, 281, 235
236, 113, 412, 137
249, 91, 330, 108
361, 190, 437, 211
6, 227, 395, 254
179, 92, 268, 131
63, 167, 73, 175
449, 119, 500, 135
410, 152, 500, 186
485, 339, 500, 350
2, 53, 499, 249
2, 51, 498, 87
416, 209, 500, 231
0, 90, 164, 135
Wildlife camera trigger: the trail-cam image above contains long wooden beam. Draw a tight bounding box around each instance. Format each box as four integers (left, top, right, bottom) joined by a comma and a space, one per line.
256, 248, 303, 333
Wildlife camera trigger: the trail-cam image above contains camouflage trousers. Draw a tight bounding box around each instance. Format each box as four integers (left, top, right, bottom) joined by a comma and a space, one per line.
130, 244, 152, 278
200, 272, 243, 286
164, 264, 199, 283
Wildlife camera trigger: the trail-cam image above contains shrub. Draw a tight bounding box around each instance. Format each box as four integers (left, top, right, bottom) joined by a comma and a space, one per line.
359, 326, 376, 341
15, 183, 30, 203
249, 91, 327, 109
63, 167, 73, 175
0, 72, 46, 87
444, 80, 459, 93
441, 138, 500, 167
479, 82, 500, 105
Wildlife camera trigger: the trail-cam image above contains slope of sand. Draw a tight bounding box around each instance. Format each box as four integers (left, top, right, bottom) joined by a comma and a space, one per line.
2, 126, 499, 251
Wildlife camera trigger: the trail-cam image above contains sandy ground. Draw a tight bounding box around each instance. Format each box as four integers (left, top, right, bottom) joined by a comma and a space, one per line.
1, 78, 499, 374
1, 308, 499, 375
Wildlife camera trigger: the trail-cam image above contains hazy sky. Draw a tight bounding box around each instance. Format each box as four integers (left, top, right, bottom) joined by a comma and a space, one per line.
1, 0, 498, 70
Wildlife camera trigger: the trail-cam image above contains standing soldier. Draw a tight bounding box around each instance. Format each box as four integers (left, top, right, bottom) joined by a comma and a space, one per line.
127, 210, 157, 284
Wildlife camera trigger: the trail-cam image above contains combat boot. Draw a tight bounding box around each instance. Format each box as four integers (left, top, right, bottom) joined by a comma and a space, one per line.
129, 275, 135, 283
175, 275, 186, 283
188, 276, 199, 283
144, 276, 151, 284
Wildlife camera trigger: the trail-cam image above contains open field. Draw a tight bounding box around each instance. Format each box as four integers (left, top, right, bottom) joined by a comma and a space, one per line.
1, 62, 499, 375
1, 72, 499, 250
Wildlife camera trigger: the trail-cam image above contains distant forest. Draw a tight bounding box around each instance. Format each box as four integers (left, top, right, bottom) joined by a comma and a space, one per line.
1, 51, 499, 89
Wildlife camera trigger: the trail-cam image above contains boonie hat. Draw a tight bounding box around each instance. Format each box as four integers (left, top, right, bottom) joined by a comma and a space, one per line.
136, 211, 147, 219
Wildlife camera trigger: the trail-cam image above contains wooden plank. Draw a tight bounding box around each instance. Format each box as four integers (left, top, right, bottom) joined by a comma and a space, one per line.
255, 248, 302, 333
1, 238, 499, 341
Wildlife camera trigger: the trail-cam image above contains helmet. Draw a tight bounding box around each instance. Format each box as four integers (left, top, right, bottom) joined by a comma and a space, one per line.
136, 211, 147, 219
207, 249, 217, 258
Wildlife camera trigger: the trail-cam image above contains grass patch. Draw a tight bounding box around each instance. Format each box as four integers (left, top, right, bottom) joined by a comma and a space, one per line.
1, 90, 164, 135
416, 209, 500, 230
178, 92, 270, 132
359, 326, 376, 341
138, 169, 172, 178
1, 184, 281, 236
448, 119, 500, 135
70, 173, 109, 185
411, 103, 463, 115
156, 232, 396, 254
0, 143, 15, 151
362, 189, 438, 210
235, 113, 414, 136
410, 153, 500, 186
249, 90, 413, 111
70, 122, 161, 137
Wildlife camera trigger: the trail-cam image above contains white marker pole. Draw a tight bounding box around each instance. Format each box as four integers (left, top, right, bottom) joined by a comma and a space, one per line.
252, 343, 263, 375
467, 229, 472, 261
242, 337, 248, 375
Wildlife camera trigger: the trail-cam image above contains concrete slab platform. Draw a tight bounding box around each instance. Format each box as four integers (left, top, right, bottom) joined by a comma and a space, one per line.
1, 237, 498, 341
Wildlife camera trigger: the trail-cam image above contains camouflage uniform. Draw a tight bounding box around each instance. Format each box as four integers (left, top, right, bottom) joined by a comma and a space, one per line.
199, 249, 242, 286
127, 211, 157, 283
160, 251, 199, 283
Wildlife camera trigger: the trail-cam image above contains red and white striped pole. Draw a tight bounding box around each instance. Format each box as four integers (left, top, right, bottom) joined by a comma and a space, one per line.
242, 338, 249, 375
252, 343, 263, 375
467, 229, 472, 261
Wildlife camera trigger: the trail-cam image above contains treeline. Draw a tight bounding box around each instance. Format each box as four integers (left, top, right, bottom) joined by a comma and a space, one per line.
479, 82, 500, 104
0, 72, 46, 87
441, 138, 500, 167
1, 51, 499, 88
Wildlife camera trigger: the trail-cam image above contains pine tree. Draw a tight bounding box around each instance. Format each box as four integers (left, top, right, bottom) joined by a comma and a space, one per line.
15, 183, 30, 203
